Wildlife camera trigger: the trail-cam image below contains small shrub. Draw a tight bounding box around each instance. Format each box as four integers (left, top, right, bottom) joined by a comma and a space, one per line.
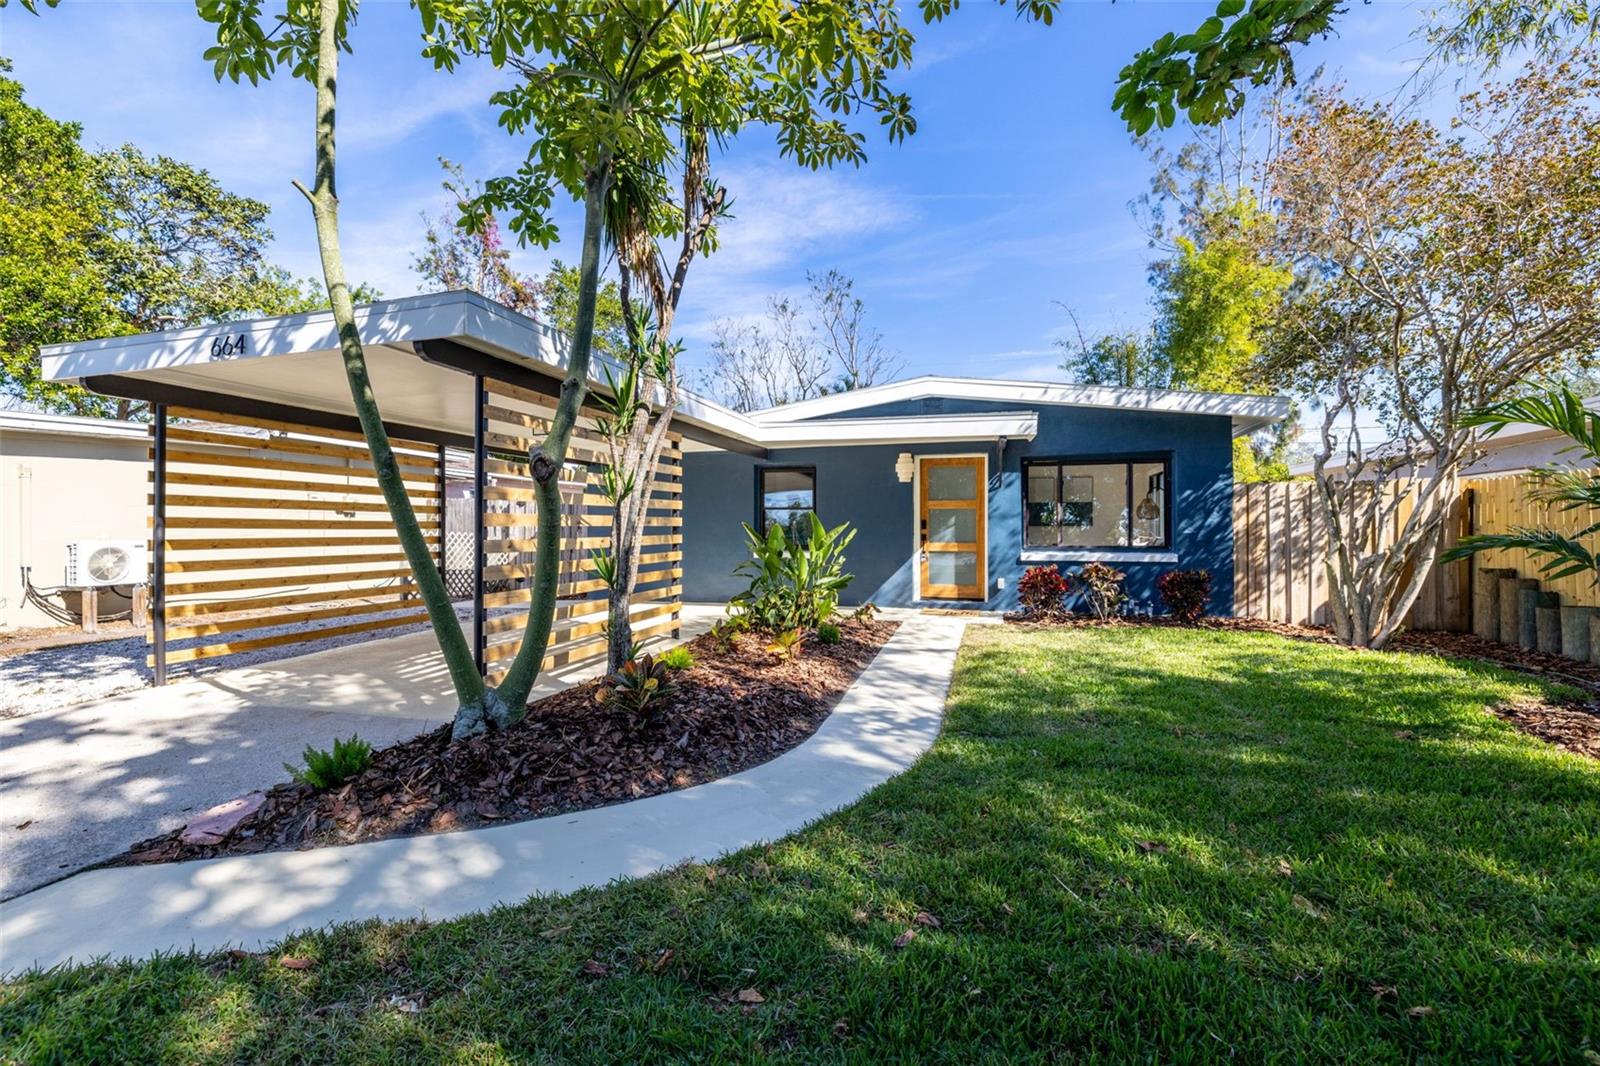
767, 628, 805, 661
851, 602, 878, 622
657, 645, 696, 671
1018, 565, 1069, 616
597, 654, 676, 724
816, 621, 842, 645
731, 513, 856, 631
1071, 561, 1127, 621
285, 734, 372, 789
1157, 568, 1212, 622
708, 616, 747, 653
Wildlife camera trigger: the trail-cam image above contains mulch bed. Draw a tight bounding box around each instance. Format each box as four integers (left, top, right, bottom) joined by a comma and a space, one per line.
1006, 611, 1600, 761
116, 616, 899, 866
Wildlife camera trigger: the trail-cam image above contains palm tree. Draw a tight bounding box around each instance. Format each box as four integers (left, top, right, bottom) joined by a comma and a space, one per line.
1442, 386, 1600, 584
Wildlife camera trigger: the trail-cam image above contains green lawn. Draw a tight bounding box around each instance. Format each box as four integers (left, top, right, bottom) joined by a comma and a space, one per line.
4, 625, 1598, 1063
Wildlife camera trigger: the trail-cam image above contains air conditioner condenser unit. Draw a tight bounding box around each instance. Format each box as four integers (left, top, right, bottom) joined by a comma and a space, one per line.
65, 540, 148, 588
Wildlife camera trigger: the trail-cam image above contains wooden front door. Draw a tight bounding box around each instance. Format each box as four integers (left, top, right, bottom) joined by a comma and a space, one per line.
919, 456, 986, 600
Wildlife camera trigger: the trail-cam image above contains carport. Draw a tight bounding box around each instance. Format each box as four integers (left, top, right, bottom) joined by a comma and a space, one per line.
39, 290, 764, 686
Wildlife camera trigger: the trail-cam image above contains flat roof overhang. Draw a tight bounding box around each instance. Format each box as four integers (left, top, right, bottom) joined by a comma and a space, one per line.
40, 291, 1043, 455
40, 290, 774, 456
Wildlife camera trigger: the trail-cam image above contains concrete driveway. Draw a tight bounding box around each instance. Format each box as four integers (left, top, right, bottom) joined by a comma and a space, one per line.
0, 606, 720, 900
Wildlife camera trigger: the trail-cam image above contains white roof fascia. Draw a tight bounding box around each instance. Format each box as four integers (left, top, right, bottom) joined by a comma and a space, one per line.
752, 410, 1039, 449
745, 374, 1290, 436
0, 410, 148, 441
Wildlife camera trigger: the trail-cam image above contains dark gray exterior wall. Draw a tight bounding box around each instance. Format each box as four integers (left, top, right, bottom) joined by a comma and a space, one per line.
682, 399, 1237, 614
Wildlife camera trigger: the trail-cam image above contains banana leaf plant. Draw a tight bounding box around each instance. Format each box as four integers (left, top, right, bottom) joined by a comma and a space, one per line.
731, 513, 857, 632
1441, 386, 1600, 585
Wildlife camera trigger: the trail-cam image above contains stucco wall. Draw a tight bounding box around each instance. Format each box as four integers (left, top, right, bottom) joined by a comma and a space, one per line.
682, 400, 1236, 614
1, 431, 149, 629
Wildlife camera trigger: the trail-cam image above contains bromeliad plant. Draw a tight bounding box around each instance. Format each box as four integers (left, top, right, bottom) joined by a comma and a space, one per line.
731, 513, 857, 632
1442, 386, 1600, 586
596, 652, 677, 725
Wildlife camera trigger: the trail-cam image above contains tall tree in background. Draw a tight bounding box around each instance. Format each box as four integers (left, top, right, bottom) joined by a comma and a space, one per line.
1055, 309, 1169, 389
414, 158, 541, 317
701, 270, 900, 412
538, 260, 627, 361
1258, 55, 1600, 648
0, 64, 329, 418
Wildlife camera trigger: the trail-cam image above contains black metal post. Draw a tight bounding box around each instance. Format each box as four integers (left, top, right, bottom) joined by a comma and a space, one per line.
472, 374, 487, 677
436, 442, 447, 583
151, 404, 168, 687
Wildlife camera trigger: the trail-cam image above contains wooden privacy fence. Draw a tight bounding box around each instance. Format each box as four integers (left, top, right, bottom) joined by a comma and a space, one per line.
148, 406, 443, 678
1232, 479, 1474, 631
475, 378, 683, 683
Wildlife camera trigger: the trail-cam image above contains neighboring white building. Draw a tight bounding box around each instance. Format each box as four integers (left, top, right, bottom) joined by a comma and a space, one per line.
1290, 404, 1598, 480
0, 410, 149, 630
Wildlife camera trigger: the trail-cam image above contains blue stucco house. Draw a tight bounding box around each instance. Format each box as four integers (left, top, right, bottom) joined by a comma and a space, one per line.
682, 376, 1288, 615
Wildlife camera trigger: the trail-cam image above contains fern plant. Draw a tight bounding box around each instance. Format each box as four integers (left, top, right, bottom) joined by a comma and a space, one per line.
285, 734, 373, 789
1442, 386, 1600, 585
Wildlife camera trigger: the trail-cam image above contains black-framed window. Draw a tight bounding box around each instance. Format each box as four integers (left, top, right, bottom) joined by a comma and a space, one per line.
1023, 457, 1170, 549
757, 465, 816, 539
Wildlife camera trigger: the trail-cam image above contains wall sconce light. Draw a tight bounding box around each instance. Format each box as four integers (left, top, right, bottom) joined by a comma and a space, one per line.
895, 452, 914, 483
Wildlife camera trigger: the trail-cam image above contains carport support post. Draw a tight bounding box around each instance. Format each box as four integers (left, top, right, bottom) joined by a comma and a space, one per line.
473, 373, 487, 677
152, 403, 168, 687
435, 443, 447, 581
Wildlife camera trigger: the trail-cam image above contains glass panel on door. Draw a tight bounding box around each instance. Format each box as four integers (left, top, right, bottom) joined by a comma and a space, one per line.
919, 457, 986, 600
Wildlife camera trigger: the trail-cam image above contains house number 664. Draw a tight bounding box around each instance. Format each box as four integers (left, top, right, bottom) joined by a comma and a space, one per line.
210, 334, 248, 358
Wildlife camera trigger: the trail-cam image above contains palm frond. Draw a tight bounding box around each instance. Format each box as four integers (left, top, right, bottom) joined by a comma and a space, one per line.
1441, 528, 1598, 584
1460, 386, 1599, 457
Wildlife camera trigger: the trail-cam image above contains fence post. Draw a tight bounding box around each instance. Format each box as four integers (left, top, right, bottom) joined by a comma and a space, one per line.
151, 404, 168, 687
473, 374, 487, 677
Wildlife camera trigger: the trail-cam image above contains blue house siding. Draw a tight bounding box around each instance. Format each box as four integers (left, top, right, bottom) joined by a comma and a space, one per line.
682, 402, 1236, 614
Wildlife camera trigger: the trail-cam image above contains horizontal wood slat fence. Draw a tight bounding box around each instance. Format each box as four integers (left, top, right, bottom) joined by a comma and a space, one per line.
1233, 474, 1597, 632
476, 380, 682, 682
148, 407, 443, 673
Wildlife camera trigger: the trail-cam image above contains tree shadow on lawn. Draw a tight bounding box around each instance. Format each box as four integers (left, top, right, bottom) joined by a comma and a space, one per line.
4, 626, 1598, 1062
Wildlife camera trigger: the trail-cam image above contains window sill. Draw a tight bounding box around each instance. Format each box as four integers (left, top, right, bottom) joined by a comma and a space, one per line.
1020, 549, 1178, 564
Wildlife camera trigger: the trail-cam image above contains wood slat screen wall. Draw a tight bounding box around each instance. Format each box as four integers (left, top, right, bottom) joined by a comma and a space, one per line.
149, 407, 443, 670
1231, 479, 1471, 631
479, 380, 683, 681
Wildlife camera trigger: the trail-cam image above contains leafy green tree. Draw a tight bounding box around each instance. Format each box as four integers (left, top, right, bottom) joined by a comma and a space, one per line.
0, 61, 121, 417
1056, 312, 1170, 390
1116, 0, 1598, 135
539, 260, 626, 361
1442, 387, 1600, 585
0, 62, 360, 418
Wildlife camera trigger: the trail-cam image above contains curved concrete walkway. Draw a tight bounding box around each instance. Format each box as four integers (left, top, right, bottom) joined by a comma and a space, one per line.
0, 615, 968, 973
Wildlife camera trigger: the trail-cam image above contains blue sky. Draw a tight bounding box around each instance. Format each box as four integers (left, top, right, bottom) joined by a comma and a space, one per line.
1, 1, 1438, 385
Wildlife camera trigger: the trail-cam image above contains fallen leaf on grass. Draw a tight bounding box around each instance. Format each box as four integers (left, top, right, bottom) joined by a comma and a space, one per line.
1000, 902, 1014, 916
539, 925, 571, 940
1291, 895, 1326, 919
1369, 983, 1397, 1002
893, 929, 917, 949
1276, 859, 1294, 878
913, 911, 941, 928
1134, 840, 1169, 854
736, 987, 765, 1004
1393, 730, 1417, 741
580, 959, 609, 977
650, 948, 675, 973
278, 956, 315, 970
386, 993, 423, 1014
1406, 1005, 1436, 1018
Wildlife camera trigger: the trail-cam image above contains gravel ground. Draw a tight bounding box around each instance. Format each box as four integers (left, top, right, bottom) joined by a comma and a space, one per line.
0, 602, 476, 720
